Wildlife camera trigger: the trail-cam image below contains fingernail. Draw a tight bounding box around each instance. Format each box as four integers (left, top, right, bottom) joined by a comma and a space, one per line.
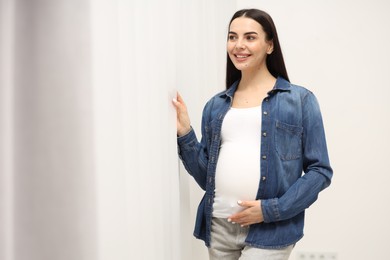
227, 218, 231, 222
172, 98, 177, 103
232, 222, 236, 224
237, 200, 242, 205
241, 224, 244, 227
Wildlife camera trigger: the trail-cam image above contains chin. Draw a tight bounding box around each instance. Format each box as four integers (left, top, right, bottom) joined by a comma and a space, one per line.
234, 64, 250, 71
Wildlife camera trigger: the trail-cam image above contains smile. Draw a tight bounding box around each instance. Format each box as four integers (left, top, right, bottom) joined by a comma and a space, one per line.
235, 54, 250, 58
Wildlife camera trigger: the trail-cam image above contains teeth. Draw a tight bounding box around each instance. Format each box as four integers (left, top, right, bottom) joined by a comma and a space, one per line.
236, 55, 248, 58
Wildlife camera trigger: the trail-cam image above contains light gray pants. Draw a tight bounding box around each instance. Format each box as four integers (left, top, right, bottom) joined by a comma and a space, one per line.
208, 218, 294, 260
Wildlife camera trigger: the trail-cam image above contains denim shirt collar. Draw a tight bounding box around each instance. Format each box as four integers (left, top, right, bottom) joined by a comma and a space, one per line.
219, 76, 291, 99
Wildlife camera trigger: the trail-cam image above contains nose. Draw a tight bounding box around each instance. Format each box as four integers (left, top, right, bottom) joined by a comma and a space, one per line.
235, 39, 245, 50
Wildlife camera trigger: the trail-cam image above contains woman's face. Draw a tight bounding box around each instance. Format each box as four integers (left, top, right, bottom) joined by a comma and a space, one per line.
227, 17, 273, 72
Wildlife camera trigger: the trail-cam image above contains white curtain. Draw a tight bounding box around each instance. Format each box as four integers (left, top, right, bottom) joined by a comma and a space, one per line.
0, 0, 235, 259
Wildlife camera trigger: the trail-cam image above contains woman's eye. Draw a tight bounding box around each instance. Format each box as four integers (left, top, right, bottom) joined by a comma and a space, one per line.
247, 36, 256, 40
228, 35, 237, 40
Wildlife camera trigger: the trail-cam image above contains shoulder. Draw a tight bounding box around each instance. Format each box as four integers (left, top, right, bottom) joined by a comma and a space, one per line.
287, 83, 323, 115
286, 81, 313, 97
203, 88, 230, 111
276, 77, 310, 94
204, 81, 238, 110
200, 88, 232, 123
283, 80, 318, 104
276, 78, 322, 114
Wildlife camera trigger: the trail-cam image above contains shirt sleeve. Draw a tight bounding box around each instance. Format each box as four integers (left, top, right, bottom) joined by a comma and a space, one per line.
177, 103, 211, 190
262, 91, 333, 223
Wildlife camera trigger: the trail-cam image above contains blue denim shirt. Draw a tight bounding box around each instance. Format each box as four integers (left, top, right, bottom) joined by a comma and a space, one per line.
177, 77, 332, 249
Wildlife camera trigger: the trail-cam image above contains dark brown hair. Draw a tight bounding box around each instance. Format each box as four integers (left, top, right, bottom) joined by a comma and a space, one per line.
226, 9, 289, 89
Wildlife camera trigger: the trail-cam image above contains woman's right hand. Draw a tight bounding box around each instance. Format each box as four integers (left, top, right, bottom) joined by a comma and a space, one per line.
172, 92, 192, 137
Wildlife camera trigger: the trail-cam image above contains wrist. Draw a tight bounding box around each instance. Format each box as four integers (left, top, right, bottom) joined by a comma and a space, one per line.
177, 126, 192, 137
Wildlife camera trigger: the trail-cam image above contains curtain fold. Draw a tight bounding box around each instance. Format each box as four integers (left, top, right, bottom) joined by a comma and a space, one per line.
1, 0, 15, 260
12, 0, 97, 259
91, 0, 181, 259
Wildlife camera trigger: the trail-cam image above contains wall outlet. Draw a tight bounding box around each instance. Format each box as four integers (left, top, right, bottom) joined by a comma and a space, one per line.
296, 252, 338, 260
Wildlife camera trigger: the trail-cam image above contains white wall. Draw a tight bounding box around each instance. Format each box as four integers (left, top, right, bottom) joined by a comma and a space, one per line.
182, 1, 390, 259
227, 1, 389, 259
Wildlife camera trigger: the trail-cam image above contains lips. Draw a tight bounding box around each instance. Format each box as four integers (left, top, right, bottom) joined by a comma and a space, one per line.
234, 53, 251, 61
235, 54, 250, 58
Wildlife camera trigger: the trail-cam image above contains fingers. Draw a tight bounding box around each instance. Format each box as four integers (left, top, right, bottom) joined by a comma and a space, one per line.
228, 209, 250, 225
172, 92, 191, 136
172, 96, 180, 108
173, 92, 184, 105
227, 200, 263, 227
228, 211, 245, 222
228, 212, 253, 227
237, 200, 257, 207
176, 92, 184, 103
172, 92, 187, 111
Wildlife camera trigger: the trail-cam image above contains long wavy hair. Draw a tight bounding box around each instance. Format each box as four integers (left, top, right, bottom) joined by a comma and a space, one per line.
226, 9, 289, 89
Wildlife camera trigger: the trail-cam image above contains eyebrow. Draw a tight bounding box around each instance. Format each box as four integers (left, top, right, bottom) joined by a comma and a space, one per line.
228, 31, 258, 35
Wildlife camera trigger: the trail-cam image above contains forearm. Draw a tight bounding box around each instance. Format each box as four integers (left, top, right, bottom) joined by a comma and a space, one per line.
178, 128, 208, 190
261, 165, 332, 223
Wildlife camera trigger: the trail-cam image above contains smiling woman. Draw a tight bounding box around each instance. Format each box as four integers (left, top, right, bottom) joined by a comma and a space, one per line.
173, 8, 333, 260
226, 16, 276, 108
227, 18, 273, 73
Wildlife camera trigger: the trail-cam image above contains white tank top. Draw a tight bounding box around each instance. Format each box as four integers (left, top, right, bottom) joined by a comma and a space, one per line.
213, 106, 261, 218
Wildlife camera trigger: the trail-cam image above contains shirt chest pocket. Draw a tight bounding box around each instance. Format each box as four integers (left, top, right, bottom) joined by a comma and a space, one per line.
275, 120, 303, 160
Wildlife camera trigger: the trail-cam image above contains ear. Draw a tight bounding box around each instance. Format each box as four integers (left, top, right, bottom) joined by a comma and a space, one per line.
267, 41, 274, 54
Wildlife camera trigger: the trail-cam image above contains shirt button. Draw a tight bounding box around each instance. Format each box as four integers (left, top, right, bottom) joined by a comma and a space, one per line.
263, 111, 268, 115
262, 132, 267, 137
262, 155, 267, 160
265, 98, 269, 102
262, 176, 266, 181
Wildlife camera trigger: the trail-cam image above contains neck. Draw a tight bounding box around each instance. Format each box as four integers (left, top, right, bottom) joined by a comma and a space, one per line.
239, 67, 276, 91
